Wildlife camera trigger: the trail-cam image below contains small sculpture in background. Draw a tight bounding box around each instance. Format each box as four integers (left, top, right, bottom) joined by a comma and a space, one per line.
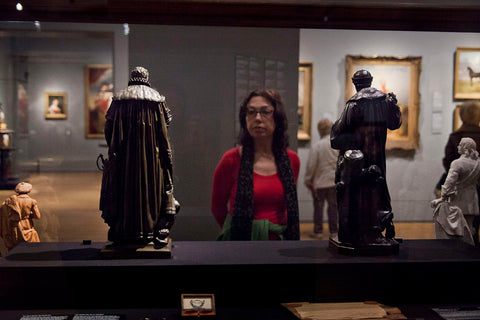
431, 137, 480, 245
0, 182, 41, 252
330, 70, 402, 254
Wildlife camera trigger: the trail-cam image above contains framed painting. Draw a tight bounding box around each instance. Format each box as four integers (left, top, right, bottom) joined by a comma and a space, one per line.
345, 55, 422, 150
298, 62, 313, 141
454, 47, 480, 100
45, 92, 67, 120
454, 104, 462, 130
17, 83, 29, 133
84, 64, 114, 139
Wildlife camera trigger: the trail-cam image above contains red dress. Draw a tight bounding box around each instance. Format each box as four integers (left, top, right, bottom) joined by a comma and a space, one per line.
211, 147, 300, 229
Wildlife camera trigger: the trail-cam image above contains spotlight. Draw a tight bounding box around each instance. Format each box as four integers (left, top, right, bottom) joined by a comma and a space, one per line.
123, 23, 130, 36
34, 21, 41, 31
16, 3, 23, 11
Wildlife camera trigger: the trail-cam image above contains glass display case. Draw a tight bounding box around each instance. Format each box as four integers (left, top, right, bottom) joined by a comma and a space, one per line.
0, 1, 480, 317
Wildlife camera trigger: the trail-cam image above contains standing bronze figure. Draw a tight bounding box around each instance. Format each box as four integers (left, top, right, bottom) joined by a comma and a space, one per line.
100, 67, 179, 250
330, 70, 402, 254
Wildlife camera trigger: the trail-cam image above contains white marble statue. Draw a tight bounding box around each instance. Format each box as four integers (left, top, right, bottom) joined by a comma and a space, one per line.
431, 137, 480, 245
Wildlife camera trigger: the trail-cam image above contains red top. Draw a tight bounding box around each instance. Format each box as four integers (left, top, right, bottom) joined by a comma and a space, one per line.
211, 147, 300, 227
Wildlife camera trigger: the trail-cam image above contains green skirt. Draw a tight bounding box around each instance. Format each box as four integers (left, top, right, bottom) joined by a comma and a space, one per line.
217, 214, 287, 240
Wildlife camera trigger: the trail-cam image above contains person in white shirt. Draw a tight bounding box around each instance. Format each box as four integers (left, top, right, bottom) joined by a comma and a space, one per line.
304, 119, 339, 239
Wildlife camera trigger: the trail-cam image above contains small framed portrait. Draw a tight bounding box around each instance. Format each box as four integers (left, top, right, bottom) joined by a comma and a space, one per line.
454, 47, 480, 100
181, 294, 216, 316
45, 92, 67, 119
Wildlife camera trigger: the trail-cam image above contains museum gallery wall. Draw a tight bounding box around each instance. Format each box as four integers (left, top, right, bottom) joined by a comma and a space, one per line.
0, 22, 480, 242
0, 24, 125, 173
299, 29, 480, 222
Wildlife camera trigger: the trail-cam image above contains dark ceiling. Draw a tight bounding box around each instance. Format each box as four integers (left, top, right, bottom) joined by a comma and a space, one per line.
1, 0, 480, 32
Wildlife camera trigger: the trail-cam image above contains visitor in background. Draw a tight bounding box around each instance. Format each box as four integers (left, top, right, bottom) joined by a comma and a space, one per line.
304, 119, 339, 239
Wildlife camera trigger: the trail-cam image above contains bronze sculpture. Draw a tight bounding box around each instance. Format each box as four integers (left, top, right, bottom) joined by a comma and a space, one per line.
330, 70, 402, 254
99, 66, 179, 251
0, 182, 41, 252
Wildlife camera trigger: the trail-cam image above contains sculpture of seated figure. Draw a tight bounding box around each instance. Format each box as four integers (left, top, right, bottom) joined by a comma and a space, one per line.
0, 182, 41, 253
330, 70, 402, 253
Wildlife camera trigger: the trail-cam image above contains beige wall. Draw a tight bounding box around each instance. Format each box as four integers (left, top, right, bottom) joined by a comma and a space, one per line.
299, 29, 480, 222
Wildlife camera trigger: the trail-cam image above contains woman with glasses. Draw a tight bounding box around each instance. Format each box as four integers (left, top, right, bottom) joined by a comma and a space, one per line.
211, 89, 300, 240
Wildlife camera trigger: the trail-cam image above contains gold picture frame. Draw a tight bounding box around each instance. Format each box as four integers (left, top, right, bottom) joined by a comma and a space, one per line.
454, 47, 480, 100
45, 92, 67, 120
298, 62, 313, 141
454, 104, 462, 131
181, 294, 216, 316
84, 64, 114, 139
345, 55, 422, 150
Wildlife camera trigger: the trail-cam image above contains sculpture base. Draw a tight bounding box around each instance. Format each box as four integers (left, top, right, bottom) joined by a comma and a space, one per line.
329, 235, 400, 256
101, 237, 172, 259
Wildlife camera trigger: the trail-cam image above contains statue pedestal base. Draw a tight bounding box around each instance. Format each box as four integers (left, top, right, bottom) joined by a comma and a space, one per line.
101, 237, 172, 259
329, 235, 400, 256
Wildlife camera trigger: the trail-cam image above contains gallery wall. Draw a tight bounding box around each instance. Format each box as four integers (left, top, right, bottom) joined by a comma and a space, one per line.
298, 29, 480, 223
0, 22, 128, 172
127, 25, 300, 240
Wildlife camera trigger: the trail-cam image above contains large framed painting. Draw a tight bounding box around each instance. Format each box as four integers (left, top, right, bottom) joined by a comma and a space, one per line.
45, 92, 67, 120
345, 55, 422, 150
454, 47, 480, 99
298, 62, 313, 141
84, 64, 114, 139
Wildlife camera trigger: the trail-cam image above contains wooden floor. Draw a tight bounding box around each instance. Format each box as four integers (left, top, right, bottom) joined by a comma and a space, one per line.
0, 172, 436, 243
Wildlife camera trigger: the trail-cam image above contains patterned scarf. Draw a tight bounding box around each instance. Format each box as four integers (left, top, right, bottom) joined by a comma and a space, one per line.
230, 143, 299, 240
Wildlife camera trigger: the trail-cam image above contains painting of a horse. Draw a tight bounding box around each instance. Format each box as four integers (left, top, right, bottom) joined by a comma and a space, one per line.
454, 47, 480, 99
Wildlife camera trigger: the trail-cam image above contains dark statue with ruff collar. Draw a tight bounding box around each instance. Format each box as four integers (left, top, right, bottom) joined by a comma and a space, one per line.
99, 67, 179, 258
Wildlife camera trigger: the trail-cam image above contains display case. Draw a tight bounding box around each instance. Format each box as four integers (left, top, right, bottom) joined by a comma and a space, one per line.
1, 239, 480, 319
0, 2, 480, 319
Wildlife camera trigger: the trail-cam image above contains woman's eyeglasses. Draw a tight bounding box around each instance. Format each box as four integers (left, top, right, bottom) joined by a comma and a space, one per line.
246, 108, 274, 119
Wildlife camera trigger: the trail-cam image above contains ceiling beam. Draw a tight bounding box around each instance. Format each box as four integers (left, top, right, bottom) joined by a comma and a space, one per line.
1, 0, 479, 32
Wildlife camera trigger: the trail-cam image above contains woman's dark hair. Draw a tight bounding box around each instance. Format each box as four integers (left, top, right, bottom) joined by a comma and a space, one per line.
238, 89, 289, 150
